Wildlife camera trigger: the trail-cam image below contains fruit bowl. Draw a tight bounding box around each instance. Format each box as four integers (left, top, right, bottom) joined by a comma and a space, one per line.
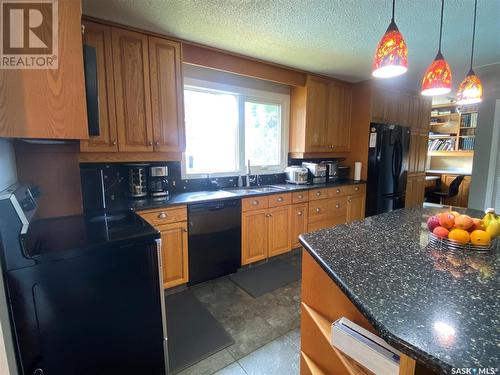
428, 231, 498, 252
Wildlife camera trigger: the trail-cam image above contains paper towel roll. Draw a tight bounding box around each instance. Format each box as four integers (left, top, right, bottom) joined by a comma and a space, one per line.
354, 162, 362, 181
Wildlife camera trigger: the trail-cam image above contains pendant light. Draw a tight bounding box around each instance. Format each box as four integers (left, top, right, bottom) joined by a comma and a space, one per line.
372, 0, 408, 78
421, 0, 452, 96
456, 0, 483, 105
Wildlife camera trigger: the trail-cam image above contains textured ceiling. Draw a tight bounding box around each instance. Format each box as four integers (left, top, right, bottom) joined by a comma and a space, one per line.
82, 0, 500, 91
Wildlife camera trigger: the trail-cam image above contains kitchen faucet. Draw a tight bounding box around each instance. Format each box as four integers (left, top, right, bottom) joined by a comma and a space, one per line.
246, 160, 260, 187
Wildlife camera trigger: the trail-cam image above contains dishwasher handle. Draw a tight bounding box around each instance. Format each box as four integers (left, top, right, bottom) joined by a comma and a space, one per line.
188, 199, 241, 213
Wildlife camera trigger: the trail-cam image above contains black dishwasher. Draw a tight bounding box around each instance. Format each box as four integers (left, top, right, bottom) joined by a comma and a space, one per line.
188, 199, 241, 285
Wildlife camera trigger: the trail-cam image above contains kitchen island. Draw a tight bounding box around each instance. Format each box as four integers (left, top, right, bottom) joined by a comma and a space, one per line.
299, 206, 499, 374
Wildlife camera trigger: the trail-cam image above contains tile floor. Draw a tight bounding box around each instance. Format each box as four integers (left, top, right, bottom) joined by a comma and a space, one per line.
177, 254, 302, 375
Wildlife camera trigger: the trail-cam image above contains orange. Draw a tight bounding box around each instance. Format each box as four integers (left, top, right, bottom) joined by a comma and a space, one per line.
470, 230, 492, 246
448, 229, 470, 244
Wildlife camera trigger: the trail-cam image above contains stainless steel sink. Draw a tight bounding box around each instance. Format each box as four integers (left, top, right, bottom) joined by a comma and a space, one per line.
184, 190, 237, 201
225, 185, 287, 194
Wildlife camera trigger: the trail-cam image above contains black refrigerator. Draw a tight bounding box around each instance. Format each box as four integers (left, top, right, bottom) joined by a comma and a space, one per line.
366, 123, 410, 217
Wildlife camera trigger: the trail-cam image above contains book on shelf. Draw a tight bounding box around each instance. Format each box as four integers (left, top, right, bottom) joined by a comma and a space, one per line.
459, 137, 475, 150
428, 138, 455, 151
460, 112, 478, 128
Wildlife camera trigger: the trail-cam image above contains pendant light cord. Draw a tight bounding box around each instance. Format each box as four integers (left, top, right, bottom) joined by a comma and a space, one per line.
391, 0, 395, 22
470, 0, 478, 69
438, 0, 445, 53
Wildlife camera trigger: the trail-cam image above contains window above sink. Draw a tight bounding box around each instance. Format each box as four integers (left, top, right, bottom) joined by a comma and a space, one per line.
182, 77, 290, 179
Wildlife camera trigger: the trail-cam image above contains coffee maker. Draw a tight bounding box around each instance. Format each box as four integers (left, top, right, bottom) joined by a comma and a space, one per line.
127, 164, 148, 198
148, 166, 168, 197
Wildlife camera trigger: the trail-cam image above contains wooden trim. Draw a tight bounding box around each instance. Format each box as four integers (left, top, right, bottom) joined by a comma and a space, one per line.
182, 43, 306, 87
300, 351, 327, 375
289, 151, 350, 159
428, 150, 474, 157
78, 151, 182, 163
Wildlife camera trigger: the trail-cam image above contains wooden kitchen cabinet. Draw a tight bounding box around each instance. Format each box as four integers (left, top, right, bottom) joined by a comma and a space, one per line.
268, 206, 292, 257
138, 206, 189, 288
290, 75, 352, 157
346, 193, 365, 222
80, 21, 118, 152
149, 36, 185, 153
405, 174, 426, 208
242, 209, 270, 265
0, 0, 88, 140
158, 221, 189, 289
441, 174, 471, 207
112, 27, 154, 152
291, 204, 308, 249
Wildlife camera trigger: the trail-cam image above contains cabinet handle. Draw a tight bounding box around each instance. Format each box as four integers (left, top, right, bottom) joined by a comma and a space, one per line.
158, 212, 168, 219
348, 199, 352, 203
315, 208, 321, 213
354, 187, 359, 191
335, 204, 340, 208
336, 189, 341, 193
297, 211, 303, 216
316, 191, 321, 196
154, 141, 159, 146
111, 140, 117, 146
183, 228, 188, 232
298, 194, 303, 199
277, 197, 284, 202
252, 200, 259, 206
148, 141, 153, 146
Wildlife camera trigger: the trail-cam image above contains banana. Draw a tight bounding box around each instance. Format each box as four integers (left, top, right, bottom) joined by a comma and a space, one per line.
486, 220, 500, 239
483, 208, 497, 228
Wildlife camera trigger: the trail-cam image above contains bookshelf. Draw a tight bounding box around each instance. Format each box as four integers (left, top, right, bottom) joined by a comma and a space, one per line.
428, 102, 478, 154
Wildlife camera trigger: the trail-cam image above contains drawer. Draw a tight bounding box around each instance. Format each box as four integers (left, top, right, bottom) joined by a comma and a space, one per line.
347, 184, 366, 195
242, 196, 269, 211
330, 197, 347, 213
292, 191, 309, 203
327, 186, 349, 197
308, 201, 330, 221
309, 188, 329, 201
139, 206, 187, 226
268, 192, 291, 208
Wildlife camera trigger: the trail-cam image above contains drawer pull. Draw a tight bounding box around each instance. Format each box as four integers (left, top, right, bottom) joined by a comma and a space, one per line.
354, 186, 359, 191
315, 191, 321, 196
277, 197, 284, 202
348, 199, 352, 203
183, 228, 188, 232
297, 211, 303, 216
315, 208, 321, 213
298, 194, 303, 199
252, 200, 259, 206
336, 189, 341, 193
335, 204, 340, 208
158, 212, 168, 219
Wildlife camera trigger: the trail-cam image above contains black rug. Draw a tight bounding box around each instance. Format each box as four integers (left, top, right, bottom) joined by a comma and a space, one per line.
166, 291, 234, 374
229, 254, 301, 298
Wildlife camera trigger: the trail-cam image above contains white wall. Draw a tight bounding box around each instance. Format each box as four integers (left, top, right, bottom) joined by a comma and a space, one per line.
469, 64, 500, 210
0, 139, 18, 374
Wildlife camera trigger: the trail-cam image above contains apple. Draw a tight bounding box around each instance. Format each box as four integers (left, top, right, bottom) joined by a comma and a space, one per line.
427, 216, 441, 232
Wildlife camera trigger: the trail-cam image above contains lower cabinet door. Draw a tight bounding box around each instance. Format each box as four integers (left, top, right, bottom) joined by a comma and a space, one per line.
158, 221, 188, 288
346, 194, 365, 223
268, 206, 292, 258
405, 176, 415, 208
291, 204, 308, 249
242, 209, 269, 265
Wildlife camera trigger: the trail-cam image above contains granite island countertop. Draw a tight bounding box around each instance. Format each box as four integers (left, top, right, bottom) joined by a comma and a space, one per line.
299, 207, 499, 373
106, 179, 366, 212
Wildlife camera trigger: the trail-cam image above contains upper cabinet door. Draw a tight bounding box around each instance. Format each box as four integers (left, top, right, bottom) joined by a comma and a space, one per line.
80, 21, 118, 152
149, 37, 185, 153
418, 98, 432, 130
327, 82, 352, 152
0, 0, 88, 139
305, 77, 329, 151
112, 28, 153, 152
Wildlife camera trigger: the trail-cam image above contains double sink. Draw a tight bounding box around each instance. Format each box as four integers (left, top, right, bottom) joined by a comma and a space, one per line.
184, 185, 293, 202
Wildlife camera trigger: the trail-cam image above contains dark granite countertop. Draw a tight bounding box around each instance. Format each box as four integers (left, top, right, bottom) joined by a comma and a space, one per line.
107, 179, 366, 212
299, 207, 499, 373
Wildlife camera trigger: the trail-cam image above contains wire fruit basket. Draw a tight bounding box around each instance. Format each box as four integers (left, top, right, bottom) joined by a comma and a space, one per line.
428, 232, 498, 252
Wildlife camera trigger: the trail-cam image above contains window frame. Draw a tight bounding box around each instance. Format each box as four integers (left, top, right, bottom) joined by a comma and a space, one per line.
181, 78, 290, 179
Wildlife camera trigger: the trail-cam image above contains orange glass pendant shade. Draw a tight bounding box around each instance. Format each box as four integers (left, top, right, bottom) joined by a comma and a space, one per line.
421, 52, 452, 96
372, 21, 408, 78
456, 69, 483, 105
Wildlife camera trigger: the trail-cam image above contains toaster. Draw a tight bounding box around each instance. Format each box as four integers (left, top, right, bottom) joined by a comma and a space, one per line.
285, 166, 309, 184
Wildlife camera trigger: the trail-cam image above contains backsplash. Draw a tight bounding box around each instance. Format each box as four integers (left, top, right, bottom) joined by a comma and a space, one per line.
80, 161, 287, 205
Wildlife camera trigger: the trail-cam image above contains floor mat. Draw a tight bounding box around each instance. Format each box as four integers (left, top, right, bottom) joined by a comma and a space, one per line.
166, 290, 234, 374
229, 255, 301, 298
